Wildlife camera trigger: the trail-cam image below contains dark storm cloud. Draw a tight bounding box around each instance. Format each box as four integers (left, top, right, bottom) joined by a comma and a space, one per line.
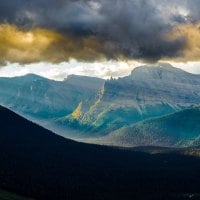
94, 0, 184, 60
0, 0, 200, 62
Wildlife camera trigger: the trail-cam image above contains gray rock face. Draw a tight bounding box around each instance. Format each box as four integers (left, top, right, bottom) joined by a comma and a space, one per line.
113, 63, 200, 104
128, 63, 200, 105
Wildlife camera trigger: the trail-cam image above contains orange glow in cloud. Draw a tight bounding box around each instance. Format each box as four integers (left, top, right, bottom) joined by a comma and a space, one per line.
1, 23, 200, 64
168, 22, 200, 62
0, 24, 109, 64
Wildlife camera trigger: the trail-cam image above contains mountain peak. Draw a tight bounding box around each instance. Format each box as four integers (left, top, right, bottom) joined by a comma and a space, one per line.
11, 73, 50, 82
130, 63, 198, 82
132, 63, 184, 75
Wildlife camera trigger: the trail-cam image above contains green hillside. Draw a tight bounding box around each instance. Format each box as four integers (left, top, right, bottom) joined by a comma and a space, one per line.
96, 107, 200, 147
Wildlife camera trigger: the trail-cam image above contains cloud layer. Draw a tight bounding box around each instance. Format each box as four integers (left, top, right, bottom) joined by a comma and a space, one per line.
0, 60, 140, 80
0, 0, 200, 63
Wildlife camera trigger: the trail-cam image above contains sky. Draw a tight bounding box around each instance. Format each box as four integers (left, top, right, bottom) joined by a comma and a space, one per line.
0, 0, 200, 79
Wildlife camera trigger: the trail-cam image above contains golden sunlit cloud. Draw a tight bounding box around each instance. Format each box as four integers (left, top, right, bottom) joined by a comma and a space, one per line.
0, 24, 109, 64
2, 23, 200, 65
0, 24, 61, 63
168, 22, 200, 62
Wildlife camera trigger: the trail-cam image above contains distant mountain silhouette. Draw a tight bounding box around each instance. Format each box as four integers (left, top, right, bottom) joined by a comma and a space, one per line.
1, 105, 200, 200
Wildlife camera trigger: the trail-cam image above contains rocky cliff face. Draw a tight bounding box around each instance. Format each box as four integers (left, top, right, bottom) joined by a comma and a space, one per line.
69, 63, 200, 134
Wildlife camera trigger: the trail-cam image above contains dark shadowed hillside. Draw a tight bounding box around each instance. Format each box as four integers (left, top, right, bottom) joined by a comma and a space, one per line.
1, 106, 200, 200
0, 189, 34, 200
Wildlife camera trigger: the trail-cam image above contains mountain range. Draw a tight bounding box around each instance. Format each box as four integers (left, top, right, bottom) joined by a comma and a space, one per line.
1, 105, 200, 200
64, 63, 200, 134
0, 63, 200, 147
0, 74, 104, 118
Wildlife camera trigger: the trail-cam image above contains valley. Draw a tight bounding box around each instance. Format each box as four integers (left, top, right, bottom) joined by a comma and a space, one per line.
1, 105, 200, 200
